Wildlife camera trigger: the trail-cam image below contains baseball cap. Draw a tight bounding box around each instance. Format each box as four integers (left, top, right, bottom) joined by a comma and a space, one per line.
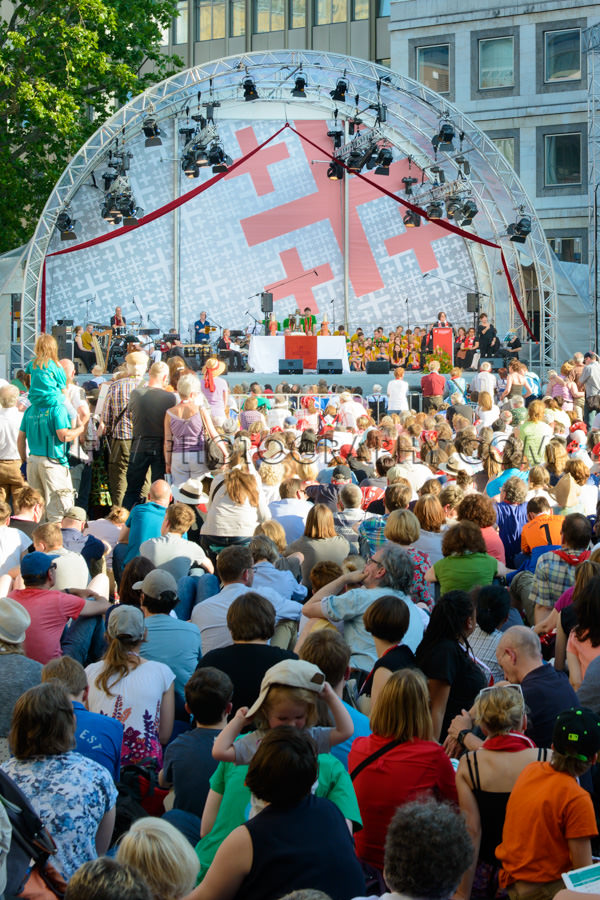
107, 605, 145, 642
332, 464, 352, 480
553, 707, 600, 762
0, 598, 31, 644
63, 506, 87, 523
284, 416, 298, 427
20, 551, 59, 578
246, 659, 326, 719
132, 569, 178, 599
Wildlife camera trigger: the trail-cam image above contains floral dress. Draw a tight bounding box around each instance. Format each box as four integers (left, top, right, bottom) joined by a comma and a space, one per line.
2, 752, 117, 879
405, 546, 434, 610
85, 658, 174, 765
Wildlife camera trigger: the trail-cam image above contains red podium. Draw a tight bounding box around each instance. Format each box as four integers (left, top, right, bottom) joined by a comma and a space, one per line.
432, 327, 454, 364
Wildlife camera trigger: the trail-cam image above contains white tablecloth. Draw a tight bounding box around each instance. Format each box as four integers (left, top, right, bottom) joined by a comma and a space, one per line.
247, 336, 350, 373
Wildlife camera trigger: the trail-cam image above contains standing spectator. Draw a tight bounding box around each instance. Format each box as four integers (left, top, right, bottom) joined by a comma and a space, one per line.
420, 360, 445, 413
165, 373, 222, 482
386, 366, 409, 414
0, 385, 24, 504
123, 361, 176, 510
100, 351, 148, 507
0, 598, 42, 762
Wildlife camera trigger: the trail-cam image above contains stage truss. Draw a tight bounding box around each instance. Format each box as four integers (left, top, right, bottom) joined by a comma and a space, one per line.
22, 50, 557, 370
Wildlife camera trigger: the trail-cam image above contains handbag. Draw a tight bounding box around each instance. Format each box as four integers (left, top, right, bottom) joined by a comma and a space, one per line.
199, 408, 228, 471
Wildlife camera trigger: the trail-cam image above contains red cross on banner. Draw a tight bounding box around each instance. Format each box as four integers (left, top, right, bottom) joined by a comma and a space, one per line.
226, 126, 290, 196
265, 249, 333, 314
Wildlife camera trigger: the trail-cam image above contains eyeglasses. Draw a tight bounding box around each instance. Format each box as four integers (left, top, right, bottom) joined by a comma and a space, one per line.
478, 683, 523, 699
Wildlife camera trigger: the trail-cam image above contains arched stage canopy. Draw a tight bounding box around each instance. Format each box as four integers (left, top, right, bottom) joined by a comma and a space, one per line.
23, 50, 557, 369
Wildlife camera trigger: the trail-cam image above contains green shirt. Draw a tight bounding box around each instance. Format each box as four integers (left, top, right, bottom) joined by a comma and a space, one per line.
433, 553, 498, 595
20, 403, 72, 465
195, 753, 361, 880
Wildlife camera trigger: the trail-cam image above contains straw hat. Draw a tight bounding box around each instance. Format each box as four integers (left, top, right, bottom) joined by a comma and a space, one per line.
202, 357, 226, 377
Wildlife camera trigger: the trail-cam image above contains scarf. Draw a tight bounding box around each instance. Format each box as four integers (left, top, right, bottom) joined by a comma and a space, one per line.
552, 549, 591, 565
483, 733, 536, 752
204, 368, 215, 393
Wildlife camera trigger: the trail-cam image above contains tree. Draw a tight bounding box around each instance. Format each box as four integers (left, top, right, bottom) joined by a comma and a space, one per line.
0, 0, 182, 253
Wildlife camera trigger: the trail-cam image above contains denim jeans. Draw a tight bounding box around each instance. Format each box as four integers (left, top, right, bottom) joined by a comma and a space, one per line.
61, 614, 106, 665
175, 572, 220, 620
162, 809, 202, 846
112, 542, 129, 588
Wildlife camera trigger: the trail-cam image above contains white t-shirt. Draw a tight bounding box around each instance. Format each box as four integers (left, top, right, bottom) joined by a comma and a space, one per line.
386, 379, 409, 410
0, 526, 31, 576
0, 407, 24, 459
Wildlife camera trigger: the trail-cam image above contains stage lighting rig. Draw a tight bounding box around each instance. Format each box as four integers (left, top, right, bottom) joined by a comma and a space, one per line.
403, 210, 421, 228
292, 75, 307, 97
330, 79, 348, 102
426, 201, 444, 219
327, 161, 345, 181
99, 150, 142, 225
402, 176, 418, 196
459, 198, 478, 225
366, 146, 393, 175
508, 215, 532, 243
333, 127, 384, 175
142, 116, 162, 147
429, 165, 446, 185
207, 140, 233, 173
432, 115, 464, 156
180, 122, 218, 178
56, 210, 77, 240
243, 77, 259, 101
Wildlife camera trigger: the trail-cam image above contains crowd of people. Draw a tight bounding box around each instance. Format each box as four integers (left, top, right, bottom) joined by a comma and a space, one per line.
1, 331, 600, 900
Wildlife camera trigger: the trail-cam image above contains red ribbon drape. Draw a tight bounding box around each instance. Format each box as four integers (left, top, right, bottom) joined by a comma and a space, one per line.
42, 120, 533, 339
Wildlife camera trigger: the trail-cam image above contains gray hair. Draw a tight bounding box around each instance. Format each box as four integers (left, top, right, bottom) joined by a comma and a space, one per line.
378, 543, 414, 594
480, 362, 492, 372
340, 484, 362, 509
177, 373, 201, 400
384, 799, 473, 900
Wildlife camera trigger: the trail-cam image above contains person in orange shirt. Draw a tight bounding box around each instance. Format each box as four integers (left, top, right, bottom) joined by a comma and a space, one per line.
497, 707, 600, 900
521, 496, 564, 554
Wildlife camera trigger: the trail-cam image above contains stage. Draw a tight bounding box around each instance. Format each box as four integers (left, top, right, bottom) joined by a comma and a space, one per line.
220, 369, 477, 395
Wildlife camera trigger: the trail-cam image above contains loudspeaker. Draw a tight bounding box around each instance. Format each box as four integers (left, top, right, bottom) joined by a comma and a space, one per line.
51, 325, 74, 360
260, 292, 273, 314
466, 293, 480, 313
317, 358, 343, 375
279, 358, 303, 375
366, 360, 390, 374
479, 356, 505, 370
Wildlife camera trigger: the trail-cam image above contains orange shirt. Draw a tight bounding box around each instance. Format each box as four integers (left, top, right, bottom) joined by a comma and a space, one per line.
497, 761, 597, 888
521, 512, 564, 554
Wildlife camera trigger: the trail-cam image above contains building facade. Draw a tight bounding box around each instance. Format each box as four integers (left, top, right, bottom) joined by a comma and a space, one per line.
389, 0, 597, 265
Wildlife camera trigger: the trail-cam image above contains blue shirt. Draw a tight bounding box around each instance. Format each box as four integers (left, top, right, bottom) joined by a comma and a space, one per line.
72, 700, 123, 781
124, 502, 167, 564
140, 615, 201, 698
485, 468, 528, 498
331, 701, 371, 771
20, 403, 72, 465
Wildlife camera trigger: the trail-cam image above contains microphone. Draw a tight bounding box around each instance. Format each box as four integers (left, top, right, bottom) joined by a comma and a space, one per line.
422, 273, 429, 278
314, 270, 318, 275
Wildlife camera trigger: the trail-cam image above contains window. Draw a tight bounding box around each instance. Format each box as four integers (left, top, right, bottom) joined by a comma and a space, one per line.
545, 29, 581, 83
416, 45, 449, 93
314, 0, 346, 26
548, 236, 583, 263
290, 0, 305, 27
376, 58, 391, 67
254, 0, 284, 31
544, 133, 582, 186
378, 0, 389, 14
491, 136, 515, 169
173, 0, 189, 43
479, 36, 514, 89
231, 0, 246, 35
196, 0, 225, 40
352, 0, 368, 20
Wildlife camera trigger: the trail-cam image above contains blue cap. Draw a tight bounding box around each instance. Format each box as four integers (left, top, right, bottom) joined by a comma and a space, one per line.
21, 551, 59, 578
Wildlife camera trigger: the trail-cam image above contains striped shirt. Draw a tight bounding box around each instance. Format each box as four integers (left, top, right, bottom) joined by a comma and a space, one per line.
102, 377, 139, 440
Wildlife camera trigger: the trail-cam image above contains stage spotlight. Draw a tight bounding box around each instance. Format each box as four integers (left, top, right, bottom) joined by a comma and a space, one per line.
101, 204, 115, 223
208, 141, 233, 173
403, 210, 421, 228
373, 147, 393, 175
426, 201, 444, 219
455, 155, 470, 175
445, 198, 462, 219
459, 199, 478, 225
327, 161, 344, 181
327, 129, 343, 149
102, 172, 117, 192
142, 116, 162, 147
508, 215, 532, 243
330, 79, 348, 102
56, 211, 77, 241
432, 121, 455, 153
402, 176, 418, 196
243, 77, 259, 101
195, 146, 209, 167
430, 165, 446, 184
292, 76, 307, 97
182, 154, 199, 178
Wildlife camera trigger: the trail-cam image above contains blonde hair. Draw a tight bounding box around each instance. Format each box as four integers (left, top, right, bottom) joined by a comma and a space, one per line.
253, 684, 319, 731
255, 519, 287, 552
33, 333, 59, 368
384, 509, 421, 545
95, 636, 143, 696
370, 669, 433, 741
528, 465, 550, 488
478, 391, 493, 412
295, 462, 318, 482
224, 469, 259, 507
472, 685, 525, 736
117, 818, 199, 900
565, 458, 591, 486
259, 462, 283, 486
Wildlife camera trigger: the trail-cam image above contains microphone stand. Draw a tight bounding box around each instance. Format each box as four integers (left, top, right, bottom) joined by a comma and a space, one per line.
423, 273, 488, 333
405, 297, 410, 332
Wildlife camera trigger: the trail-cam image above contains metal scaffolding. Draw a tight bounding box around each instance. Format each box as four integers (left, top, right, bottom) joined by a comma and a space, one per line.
21, 50, 557, 369
585, 24, 600, 353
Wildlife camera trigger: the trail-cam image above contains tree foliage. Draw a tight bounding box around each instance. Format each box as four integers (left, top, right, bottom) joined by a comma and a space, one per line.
0, 0, 182, 253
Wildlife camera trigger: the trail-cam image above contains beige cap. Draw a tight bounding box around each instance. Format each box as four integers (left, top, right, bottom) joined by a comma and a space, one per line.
246, 659, 326, 719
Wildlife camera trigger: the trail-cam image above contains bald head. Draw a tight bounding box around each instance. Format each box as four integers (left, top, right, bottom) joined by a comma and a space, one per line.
498, 626, 541, 658
496, 625, 542, 682
148, 480, 172, 505
60, 358, 75, 381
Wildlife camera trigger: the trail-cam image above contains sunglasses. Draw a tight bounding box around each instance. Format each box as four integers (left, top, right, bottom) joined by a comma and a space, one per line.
478, 683, 523, 700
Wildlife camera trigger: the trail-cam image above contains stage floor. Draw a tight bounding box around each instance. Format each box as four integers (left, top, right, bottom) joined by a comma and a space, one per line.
222, 369, 476, 394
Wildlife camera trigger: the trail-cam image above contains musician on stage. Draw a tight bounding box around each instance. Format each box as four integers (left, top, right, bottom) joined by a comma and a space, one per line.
217, 329, 244, 371
74, 325, 97, 372
194, 311, 212, 343
110, 306, 126, 330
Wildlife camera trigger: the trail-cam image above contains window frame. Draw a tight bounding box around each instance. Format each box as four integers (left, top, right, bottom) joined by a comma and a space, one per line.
289, 0, 305, 28
544, 27, 581, 83
478, 35, 515, 90
470, 26, 519, 100
546, 229, 587, 264
253, 0, 285, 33
536, 123, 587, 197
173, 0, 189, 44
408, 35, 455, 101
195, 0, 226, 41
486, 128, 520, 175
536, 18, 586, 94
313, 0, 347, 26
